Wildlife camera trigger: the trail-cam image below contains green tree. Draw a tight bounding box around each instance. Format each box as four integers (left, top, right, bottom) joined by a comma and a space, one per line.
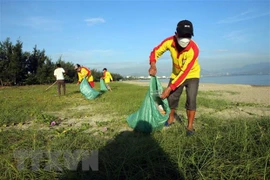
37, 58, 55, 84
0, 38, 27, 85
10, 40, 27, 85
111, 72, 124, 81
0, 37, 124, 86
0, 38, 13, 85
90, 68, 103, 82
25, 46, 39, 75
89, 68, 124, 82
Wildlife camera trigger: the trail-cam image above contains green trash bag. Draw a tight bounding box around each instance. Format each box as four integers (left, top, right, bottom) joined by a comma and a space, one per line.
80, 77, 100, 100
127, 76, 171, 133
100, 79, 108, 91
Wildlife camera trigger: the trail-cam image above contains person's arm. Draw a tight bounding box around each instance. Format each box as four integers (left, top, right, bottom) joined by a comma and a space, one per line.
54, 70, 57, 79
101, 71, 105, 79
77, 73, 82, 84
148, 37, 171, 76
109, 72, 113, 81
77, 68, 87, 84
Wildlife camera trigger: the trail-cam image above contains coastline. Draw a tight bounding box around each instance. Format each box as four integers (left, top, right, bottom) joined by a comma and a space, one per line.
121, 81, 270, 106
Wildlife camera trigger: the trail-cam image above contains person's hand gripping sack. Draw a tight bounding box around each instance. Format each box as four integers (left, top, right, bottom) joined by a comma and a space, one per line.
160, 86, 172, 99
148, 62, 157, 76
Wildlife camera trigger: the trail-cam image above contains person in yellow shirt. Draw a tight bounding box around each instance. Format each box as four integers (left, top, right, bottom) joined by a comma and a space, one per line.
101, 68, 113, 91
74, 64, 95, 88
148, 20, 200, 136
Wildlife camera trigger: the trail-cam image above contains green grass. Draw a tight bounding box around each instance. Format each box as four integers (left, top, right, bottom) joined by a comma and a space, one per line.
0, 82, 269, 179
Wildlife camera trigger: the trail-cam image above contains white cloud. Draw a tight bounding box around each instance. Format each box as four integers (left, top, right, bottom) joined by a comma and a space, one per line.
89, 49, 114, 54
214, 49, 229, 53
217, 10, 270, 24
198, 48, 229, 54
200, 51, 270, 70
84, 17, 105, 26
21, 16, 61, 31
202, 52, 269, 59
223, 30, 248, 43
48, 49, 118, 64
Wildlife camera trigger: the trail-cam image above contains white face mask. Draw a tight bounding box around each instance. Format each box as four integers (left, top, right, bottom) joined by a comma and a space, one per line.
177, 38, 190, 48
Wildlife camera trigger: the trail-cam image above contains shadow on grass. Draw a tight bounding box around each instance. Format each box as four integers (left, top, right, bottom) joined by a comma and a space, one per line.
93, 91, 108, 99
66, 90, 81, 95
66, 89, 108, 100
59, 121, 185, 180
99, 90, 108, 94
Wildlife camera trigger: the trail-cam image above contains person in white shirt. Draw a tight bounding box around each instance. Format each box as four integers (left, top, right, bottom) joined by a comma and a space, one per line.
54, 63, 66, 95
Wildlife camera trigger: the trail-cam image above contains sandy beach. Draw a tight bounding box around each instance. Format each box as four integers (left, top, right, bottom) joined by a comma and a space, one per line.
121, 81, 270, 106
121, 81, 270, 120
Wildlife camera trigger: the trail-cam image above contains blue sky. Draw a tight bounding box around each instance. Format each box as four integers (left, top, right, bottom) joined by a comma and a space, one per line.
1, 0, 269, 76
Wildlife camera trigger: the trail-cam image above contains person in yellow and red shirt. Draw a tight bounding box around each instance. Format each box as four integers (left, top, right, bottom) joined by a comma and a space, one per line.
148, 20, 200, 136
101, 68, 113, 91
74, 64, 95, 88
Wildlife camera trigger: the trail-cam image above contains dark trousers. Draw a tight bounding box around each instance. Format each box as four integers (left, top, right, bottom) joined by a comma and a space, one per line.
57, 80, 66, 95
167, 78, 199, 110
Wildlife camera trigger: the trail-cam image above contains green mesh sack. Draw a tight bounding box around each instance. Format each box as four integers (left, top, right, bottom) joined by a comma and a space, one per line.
100, 79, 108, 91
80, 77, 100, 100
127, 76, 171, 133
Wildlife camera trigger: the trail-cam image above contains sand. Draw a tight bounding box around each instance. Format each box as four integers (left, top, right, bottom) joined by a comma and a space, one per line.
121, 81, 270, 120
121, 81, 270, 106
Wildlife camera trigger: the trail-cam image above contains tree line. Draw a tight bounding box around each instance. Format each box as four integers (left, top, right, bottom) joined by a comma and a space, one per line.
0, 38, 124, 86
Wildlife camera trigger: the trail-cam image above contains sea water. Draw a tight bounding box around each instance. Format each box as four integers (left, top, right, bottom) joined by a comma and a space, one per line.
138, 74, 270, 86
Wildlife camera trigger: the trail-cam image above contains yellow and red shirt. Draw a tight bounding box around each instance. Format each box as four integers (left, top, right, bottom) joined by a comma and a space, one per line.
77, 67, 94, 83
149, 36, 200, 90
102, 71, 113, 83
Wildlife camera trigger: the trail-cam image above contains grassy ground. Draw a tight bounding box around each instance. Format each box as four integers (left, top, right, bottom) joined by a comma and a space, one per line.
0, 82, 269, 180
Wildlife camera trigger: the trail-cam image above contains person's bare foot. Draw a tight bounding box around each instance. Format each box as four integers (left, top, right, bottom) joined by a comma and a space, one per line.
167, 116, 175, 124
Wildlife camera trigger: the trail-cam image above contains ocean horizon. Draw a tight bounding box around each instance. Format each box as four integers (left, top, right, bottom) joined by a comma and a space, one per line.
135, 74, 270, 86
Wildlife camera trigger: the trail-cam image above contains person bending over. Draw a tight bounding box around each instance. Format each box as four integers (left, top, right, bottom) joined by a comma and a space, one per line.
148, 20, 200, 136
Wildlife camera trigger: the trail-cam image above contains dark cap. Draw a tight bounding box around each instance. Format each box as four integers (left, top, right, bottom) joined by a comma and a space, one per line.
74, 64, 81, 70
176, 20, 194, 37
103, 68, 107, 71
